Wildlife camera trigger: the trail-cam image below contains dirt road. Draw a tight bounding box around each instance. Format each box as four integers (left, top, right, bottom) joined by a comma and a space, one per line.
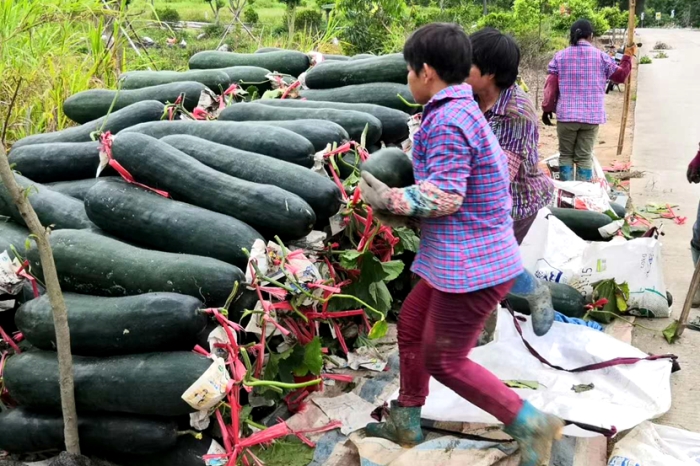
629, 28, 700, 433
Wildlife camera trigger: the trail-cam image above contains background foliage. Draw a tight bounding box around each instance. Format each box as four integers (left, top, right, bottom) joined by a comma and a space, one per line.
2, 0, 696, 146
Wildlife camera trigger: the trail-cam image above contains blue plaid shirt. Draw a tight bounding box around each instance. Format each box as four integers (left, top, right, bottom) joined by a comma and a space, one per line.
411, 85, 522, 293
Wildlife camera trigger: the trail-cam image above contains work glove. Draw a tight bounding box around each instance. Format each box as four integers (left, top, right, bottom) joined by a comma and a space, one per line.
542, 112, 554, 126
374, 211, 410, 228
624, 43, 638, 57
687, 143, 700, 184
359, 171, 390, 211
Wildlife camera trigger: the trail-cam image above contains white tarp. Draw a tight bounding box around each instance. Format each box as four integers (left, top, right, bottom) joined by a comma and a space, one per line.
608, 422, 700, 466
387, 308, 674, 438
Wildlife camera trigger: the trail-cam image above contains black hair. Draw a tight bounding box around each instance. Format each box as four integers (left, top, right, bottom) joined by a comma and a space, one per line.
470, 28, 521, 89
570, 19, 594, 45
403, 23, 472, 85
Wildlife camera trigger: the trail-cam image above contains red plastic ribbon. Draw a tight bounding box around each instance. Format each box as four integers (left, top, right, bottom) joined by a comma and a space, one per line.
100, 133, 170, 198
0, 325, 21, 354
585, 298, 609, 311
281, 80, 300, 100
15, 260, 38, 298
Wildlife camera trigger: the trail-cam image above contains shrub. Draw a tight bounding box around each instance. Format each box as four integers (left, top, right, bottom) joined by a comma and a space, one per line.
600, 6, 628, 29
336, 0, 408, 55
243, 7, 260, 24
295, 9, 323, 31
640, 55, 652, 64
411, 4, 480, 29
155, 7, 180, 23
203, 22, 225, 37
654, 51, 668, 59
477, 11, 516, 31
551, 0, 610, 37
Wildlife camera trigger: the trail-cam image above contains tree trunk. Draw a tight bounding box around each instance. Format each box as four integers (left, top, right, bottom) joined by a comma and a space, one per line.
483, 0, 488, 16
0, 143, 80, 454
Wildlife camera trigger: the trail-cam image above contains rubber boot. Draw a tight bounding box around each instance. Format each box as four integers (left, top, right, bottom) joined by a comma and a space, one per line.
510, 271, 555, 336
558, 165, 574, 181
504, 401, 564, 466
365, 400, 425, 446
576, 167, 594, 182
692, 246, 700, 307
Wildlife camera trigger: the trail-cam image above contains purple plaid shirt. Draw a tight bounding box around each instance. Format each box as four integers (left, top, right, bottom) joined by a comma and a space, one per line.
483, 84, 554, 220
548, 40, 620, 124
411, 84, 522, 293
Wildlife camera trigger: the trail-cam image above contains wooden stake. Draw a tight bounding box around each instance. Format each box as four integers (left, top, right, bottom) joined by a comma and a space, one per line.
0, 147, 80, 450
675, 258, 700, 338
617, 0, 637, 156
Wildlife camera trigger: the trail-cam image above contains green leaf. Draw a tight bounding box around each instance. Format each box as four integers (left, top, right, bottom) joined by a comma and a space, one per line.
394, 227, 419, 254
329, 252, 397, 314
572, 383, 595, 393
239, 405, 253, 424
603, 209, 621, 221
368, 281, 379, 302
616, 295, 628, 312
22, 186, 38, 199
245, 85, 259, 101
621, 221, 632, 239
371, 280, 392, 313
343, 171, 361, 189
663, 320, 680, 344
368, 320, 388, 339
277, 345, 304, 382
262, 89, 283, 99
380, 260, 404, 282
264, 352, 281, 382
502, 380, 540, 390
302, 337, 323, 376
339, 250, 362, 269
591, 279, 630, 323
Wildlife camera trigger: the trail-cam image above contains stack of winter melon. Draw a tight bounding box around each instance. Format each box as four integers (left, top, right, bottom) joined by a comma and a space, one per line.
0, 48, 415, 465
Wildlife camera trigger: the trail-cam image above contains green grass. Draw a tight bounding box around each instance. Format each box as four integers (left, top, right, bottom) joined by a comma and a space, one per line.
0, 0, 120, 145
0, 0, 340, 146
130, 0, 317, 25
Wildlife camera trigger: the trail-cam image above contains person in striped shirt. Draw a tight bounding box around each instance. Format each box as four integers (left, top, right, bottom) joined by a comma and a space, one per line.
543, 19, 634, 181
359, 23, 563, 465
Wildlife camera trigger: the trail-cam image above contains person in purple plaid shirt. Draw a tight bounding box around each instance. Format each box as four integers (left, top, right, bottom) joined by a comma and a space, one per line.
468, 28, 554, 244
467, 28, 556, 349
542, 19, 634, 181
359, 23, 564, 465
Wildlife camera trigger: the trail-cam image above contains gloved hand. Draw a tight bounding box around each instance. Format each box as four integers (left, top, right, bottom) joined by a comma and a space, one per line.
359, 171, 390, 211
624, 43, 637, 57
687, 143, 700, 183
375, 211, 409, 228
542, 112, 554, 126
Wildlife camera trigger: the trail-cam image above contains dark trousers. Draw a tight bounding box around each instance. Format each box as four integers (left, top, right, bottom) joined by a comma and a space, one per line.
397, 279, 522, 424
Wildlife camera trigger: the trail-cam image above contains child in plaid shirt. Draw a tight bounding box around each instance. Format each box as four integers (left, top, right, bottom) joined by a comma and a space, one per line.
360, 23, 563, 466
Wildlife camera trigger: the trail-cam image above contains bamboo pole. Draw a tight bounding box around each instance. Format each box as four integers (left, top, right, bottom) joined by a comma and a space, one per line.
617, 0, 637, 156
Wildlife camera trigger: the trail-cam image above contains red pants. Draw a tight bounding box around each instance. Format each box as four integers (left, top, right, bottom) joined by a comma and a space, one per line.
397, 279, 523, 425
